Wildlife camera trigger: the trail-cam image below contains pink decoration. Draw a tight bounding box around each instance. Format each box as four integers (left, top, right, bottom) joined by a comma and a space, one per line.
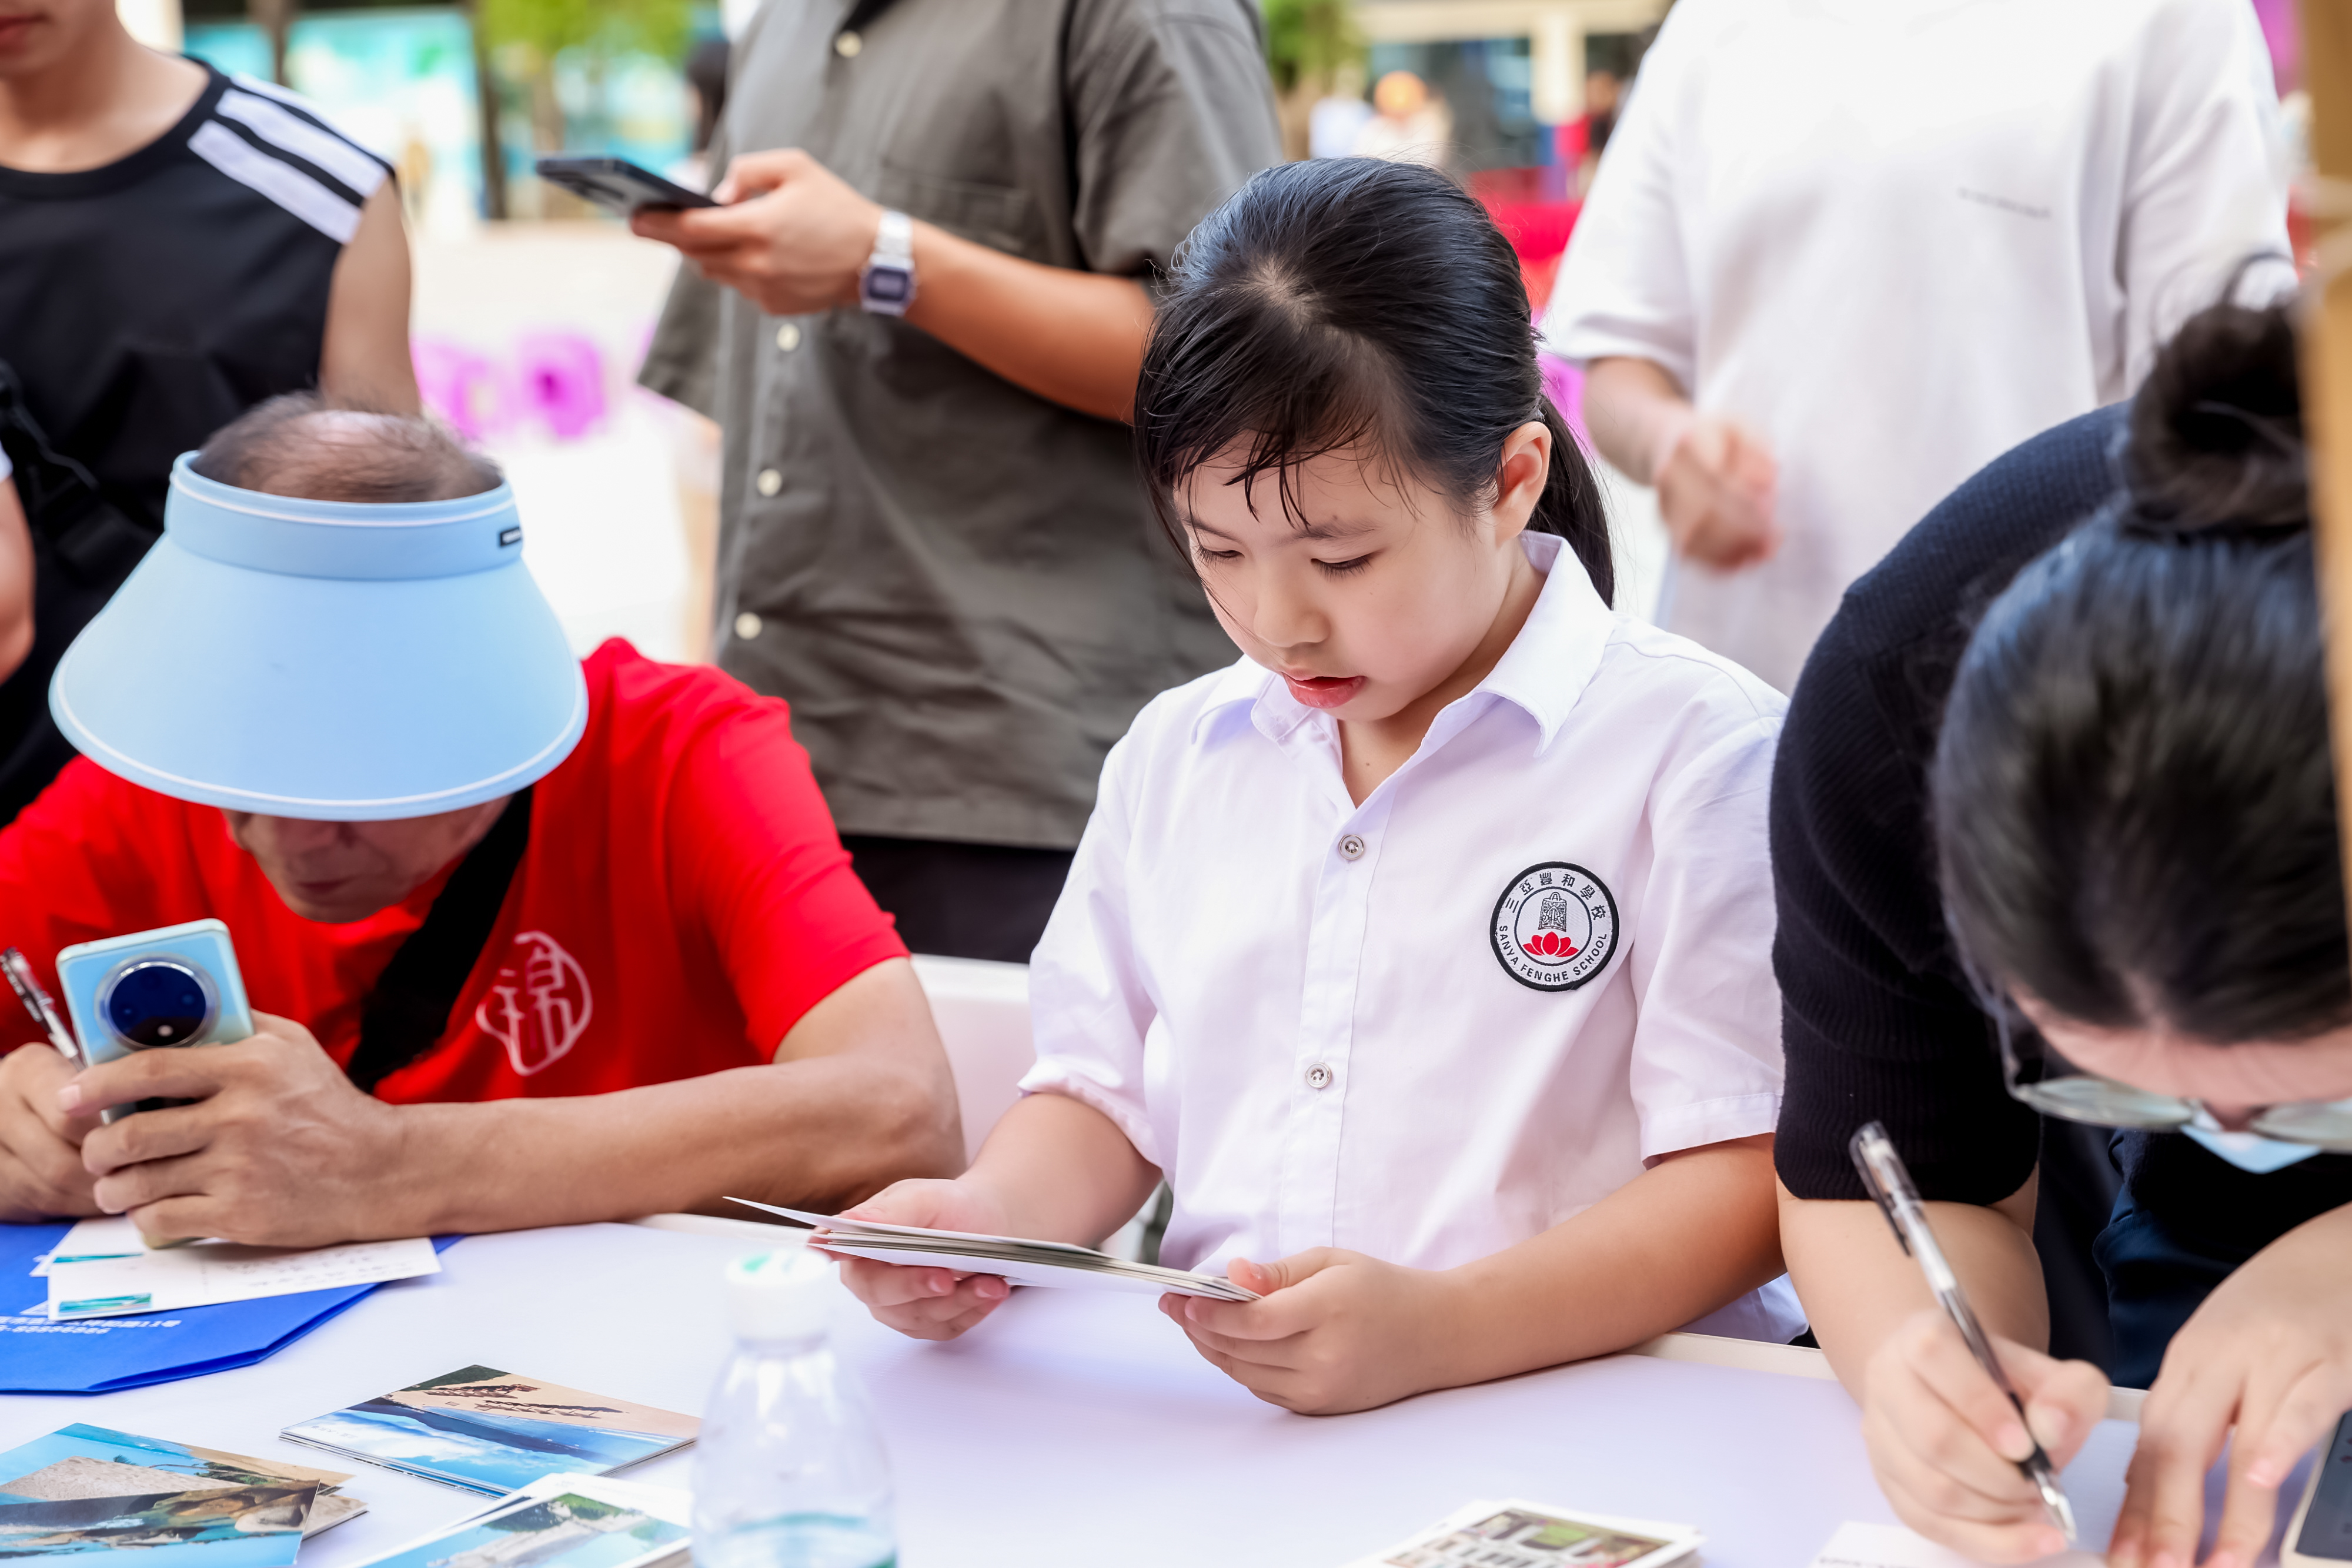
513, 331, 608, 442
412, 338, 509, 442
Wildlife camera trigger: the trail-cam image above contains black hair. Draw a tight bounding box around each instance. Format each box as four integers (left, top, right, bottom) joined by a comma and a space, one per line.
1134, 158, 1614, 606
1932, 293, 2348, 1042
193, 393, 502, 504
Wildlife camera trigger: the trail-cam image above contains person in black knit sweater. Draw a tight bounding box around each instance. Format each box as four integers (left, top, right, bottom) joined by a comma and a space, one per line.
1773, 294, 2352, 1568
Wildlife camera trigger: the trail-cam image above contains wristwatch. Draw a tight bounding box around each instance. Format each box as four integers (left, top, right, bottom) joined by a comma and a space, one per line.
858, 209, 916, 316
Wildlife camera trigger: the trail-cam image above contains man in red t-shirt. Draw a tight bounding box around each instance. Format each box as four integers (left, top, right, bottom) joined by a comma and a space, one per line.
0, 397, 961, 1246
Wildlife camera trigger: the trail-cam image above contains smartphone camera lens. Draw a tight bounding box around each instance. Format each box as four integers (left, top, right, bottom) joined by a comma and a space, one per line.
98, 959, 219, 1049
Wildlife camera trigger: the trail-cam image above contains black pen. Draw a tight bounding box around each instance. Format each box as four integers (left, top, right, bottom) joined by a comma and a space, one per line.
1850, 1120, 2077, 1543
3, 947, 83, 1067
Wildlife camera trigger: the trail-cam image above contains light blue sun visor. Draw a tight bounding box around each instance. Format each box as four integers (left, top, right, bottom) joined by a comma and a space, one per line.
49, 454, 588, 821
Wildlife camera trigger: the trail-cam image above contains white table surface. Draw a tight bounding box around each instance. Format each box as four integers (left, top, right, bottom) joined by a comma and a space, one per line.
0, 1221, 2187, 1567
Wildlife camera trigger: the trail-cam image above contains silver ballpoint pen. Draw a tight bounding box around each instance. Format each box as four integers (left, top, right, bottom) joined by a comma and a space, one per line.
1850, 1120, 2077, 1543
2, 947, 82, 1067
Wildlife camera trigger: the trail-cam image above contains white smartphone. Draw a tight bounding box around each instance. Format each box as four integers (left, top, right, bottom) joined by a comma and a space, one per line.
55, 918, 255, 1124
2283, 1411, 2352, 1567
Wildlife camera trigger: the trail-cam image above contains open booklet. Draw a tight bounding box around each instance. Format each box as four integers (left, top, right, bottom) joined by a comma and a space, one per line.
727, 1198, 1260, 1303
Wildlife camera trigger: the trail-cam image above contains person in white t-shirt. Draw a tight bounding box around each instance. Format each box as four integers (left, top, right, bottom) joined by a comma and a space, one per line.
1550, 0, 2290, 693
835, 158, 1803, 1415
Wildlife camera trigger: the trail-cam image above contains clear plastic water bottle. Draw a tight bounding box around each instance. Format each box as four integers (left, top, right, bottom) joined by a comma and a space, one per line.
693, 1248, 896, 1568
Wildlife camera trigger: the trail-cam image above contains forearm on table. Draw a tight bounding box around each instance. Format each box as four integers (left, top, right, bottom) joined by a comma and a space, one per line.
1778, 1176, 2047, 1398
1437, 1135, 1785, 1385
387, 1051, 961, 1235
961, 1089, 1161, 1247
901, 223, 1151, 423
1581, 356, 1692, 484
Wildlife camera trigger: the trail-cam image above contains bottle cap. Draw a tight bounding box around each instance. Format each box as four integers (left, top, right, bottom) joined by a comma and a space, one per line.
723, 1244, 836, 1342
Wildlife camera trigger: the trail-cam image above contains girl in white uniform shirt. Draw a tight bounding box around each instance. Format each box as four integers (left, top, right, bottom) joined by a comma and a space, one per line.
838, 158, 1803, 1412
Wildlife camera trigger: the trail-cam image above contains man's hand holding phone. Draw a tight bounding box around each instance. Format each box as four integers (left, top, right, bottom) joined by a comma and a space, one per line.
64, 1012, 410, 1248
630, 149, 886, 317
0, 1041, 101, 1221
1859, 1306, 2109, 1563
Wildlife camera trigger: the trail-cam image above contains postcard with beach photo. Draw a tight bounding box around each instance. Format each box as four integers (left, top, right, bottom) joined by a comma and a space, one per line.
0, 1425, 366, 1542
1343, 1499, 1703, 1568
352, 1475, 689, 1568
280, 1367, 699, 1496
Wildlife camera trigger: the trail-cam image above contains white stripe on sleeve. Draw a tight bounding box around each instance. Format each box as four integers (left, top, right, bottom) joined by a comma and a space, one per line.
230, 73, 373, 143
216, 88, 387, 200
188, 119, 362, 242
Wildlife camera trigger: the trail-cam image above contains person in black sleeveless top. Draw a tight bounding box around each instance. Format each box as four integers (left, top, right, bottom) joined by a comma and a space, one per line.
1775, 295, 2352, 1568
0, 0, 418, 820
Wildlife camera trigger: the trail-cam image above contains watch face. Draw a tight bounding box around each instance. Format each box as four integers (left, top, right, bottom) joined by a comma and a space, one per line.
864, 266, 912, 306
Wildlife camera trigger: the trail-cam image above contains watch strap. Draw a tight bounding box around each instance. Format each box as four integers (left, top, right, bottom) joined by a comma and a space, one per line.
860, 209, 916, 316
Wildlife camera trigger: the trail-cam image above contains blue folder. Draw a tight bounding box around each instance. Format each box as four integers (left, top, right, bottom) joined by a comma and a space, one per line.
0, 1222, 462, 1395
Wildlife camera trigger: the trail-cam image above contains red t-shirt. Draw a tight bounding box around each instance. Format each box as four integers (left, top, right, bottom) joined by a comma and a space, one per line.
0, 640, 907, 1102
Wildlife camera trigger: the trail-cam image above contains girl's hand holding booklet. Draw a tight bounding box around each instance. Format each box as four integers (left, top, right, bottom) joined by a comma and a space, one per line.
729, 1198, 1259, 1302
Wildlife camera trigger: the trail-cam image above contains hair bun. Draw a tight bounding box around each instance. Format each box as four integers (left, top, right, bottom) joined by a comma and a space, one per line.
2123, 295, 2306, 536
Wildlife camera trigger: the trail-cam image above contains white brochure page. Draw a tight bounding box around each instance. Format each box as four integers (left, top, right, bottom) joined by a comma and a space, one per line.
1808, 1522, 2105, 1568
45, 1234, 441, 1319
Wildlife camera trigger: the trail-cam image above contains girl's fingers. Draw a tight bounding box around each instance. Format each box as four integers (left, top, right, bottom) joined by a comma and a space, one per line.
2015, 1355, 2110, 1469
1870, 1420, 2062, 1562
2117, 1375, 2237, 1568
1158, 1299, 1299, 1369
2211, 1364, 2352, 1568
1177, 1290, 1312, 1342
872, 1276, 1008, 1339
2241, 1361, 2352, 1489
1905, 1326, 2042, 1464
1867, 1393, 2049, 1523
833, 1254, 960, 1306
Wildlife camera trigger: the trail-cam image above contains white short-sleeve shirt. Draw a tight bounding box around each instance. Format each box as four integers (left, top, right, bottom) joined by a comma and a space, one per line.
1546, 0, 2288, 693
1023, 532, 1803, 1340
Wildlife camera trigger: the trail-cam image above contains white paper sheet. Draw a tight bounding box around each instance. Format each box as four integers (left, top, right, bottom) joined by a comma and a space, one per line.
28, 1216, 147, 1277
45, 1234, 441, 1319
1807, 1522, 2105, 1568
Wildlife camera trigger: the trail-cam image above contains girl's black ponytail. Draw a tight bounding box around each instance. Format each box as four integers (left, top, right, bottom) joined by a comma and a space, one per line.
1137, 158, 1618, 607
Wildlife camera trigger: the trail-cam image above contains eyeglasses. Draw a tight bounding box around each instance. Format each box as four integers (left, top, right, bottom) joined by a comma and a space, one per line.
1994, 1005, 2352, 1152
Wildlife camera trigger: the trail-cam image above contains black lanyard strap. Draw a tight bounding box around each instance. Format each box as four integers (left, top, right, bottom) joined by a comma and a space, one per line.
346, 786, 534, 1095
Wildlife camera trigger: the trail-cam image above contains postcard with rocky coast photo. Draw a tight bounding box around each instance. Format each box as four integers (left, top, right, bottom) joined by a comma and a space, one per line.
0, 1482, 314, 1568
281, 1367, 699, 1495
0, 1423, 369, 1556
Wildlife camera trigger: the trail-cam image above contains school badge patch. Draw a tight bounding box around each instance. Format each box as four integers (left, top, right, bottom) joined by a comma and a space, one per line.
1490, 862, 1619, 992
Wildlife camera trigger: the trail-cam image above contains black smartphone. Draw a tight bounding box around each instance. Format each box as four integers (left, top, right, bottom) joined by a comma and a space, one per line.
535, 155, 717, 215
2286, 1411, 2352, 1565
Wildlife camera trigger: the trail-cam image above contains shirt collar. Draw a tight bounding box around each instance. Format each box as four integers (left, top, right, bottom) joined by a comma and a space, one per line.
1187, 531, 1616, 755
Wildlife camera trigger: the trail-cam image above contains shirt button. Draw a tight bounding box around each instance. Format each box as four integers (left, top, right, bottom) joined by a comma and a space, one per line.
1337, 834, 1366, 861
834, 29, 861, 56
734, 611, 763, 640
756, 468, 783, 497
1304, 1062, 1334, 1091
774, 322, 801, 352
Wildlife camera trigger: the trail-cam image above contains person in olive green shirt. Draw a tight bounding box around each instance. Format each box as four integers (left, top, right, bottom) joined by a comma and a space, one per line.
636, 0, 1281, 962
